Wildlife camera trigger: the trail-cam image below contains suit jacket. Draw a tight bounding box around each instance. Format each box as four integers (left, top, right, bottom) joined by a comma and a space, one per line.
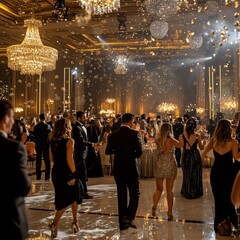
72, 121, 93, 164
34, 121, 52, 147
0, 133, 31, 239
173, 123, 184, 140
111, 119, 122, 133
105, 126, 143, 177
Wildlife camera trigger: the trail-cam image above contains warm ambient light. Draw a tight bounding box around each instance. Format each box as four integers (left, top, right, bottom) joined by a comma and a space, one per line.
196, 107, 205, 114
7, 18, 58, 75
78, 0, 120, 15
106, 98, 116, 104
157, 102, 177, 113
14, 107, 24, 113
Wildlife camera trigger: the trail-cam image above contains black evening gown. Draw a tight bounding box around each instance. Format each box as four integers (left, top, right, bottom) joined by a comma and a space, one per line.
51, 138, 80, 210
211, 150, 237, 230
181, 135, 203, 199
86, 125, 103, 177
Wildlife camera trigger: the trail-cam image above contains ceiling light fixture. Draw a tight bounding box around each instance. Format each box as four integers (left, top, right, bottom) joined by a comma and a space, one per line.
78, 0, 120, 15
7, 18, 58, 75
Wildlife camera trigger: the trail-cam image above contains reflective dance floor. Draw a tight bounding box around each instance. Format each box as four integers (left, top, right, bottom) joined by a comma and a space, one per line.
26, 166, 238, 239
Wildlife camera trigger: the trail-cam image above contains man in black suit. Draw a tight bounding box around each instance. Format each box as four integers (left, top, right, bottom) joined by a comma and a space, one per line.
105, 113, 143, 230
0, 100, 31, 239
34, 113, 52, 180
173, 117, 184, 167
72, 111, 96, 199
111, 114, 122, 132
47, 114, 56, 129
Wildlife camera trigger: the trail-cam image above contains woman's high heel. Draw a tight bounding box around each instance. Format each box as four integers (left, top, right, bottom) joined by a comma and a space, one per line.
152, 206, 157, 216
167, 212, 173, 221
48, 221, 57, 238
72, 222, 80, 233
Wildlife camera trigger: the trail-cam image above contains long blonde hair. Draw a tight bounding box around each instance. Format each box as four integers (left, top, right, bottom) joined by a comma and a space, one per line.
49, 118, 72, 140
155, 123, 173, 152
212, 119, 233, 147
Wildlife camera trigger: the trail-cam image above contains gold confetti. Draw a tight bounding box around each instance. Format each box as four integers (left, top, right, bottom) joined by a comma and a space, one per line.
207, 21, 211, 25
234, 12, 239, 17
235, 1, 239, 8
225, 0, 232, 7
210, 31, 215, 35
234, 21, 240, 26
222, 15, 227, 19
191, 19, 195, 25
219, 42, 223, 46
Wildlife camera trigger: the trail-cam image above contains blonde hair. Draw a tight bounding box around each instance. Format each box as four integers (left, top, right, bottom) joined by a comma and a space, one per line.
212, 119, 232, 147
155, 123, 173, 152
49, 118, 72, 140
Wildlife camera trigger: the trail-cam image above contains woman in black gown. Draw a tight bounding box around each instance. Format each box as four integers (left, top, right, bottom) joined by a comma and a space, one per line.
179, 118, 205, 199
48, 118, 81, 238
202, 119, 240, 236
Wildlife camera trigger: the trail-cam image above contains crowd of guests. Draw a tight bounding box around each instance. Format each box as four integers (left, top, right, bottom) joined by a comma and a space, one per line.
2, 98, 240, 239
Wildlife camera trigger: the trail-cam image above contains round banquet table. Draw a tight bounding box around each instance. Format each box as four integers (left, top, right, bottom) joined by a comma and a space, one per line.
138, 146, 158, 178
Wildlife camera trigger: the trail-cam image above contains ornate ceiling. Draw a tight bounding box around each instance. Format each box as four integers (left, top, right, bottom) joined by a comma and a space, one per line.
0, 0, 235, 62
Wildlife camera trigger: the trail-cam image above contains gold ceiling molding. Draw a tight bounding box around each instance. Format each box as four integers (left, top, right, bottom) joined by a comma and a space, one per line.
81, 34, 187, 47
0, 3, 19, 17
66, 44, 191, 53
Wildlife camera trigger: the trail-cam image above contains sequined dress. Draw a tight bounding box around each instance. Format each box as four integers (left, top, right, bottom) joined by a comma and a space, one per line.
181, 135, 203, 199
153, 150, 177, 179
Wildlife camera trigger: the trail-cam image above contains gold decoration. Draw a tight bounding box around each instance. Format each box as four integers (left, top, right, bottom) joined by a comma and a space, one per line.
7, 18, 58, 75
196, 108, 205, 114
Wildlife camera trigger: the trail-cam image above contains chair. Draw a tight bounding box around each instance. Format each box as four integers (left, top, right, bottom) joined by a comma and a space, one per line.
25, 141, 36, 169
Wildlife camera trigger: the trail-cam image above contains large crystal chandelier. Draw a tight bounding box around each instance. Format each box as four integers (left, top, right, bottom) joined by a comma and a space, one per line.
78, 0, 120, 15
7, 18, 58, 75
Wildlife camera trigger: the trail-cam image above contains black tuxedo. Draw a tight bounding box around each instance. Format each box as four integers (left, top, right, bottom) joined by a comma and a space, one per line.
111, 119, 122, 133
72, 121, 93, 193
34, 121, 52, 180
0, 133, 31, 239
173, 122, 184, 167
105, 126, 143, 229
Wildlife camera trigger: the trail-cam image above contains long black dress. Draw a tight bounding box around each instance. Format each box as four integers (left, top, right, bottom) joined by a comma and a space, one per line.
51, 138, 79, 210
86, 125, 103, 177
181, 135, 203, 199
211, 150, 237, 231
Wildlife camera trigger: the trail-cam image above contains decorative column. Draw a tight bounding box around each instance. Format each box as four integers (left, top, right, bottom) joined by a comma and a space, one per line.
196, 63, 206, 119
63, 67, 71, 112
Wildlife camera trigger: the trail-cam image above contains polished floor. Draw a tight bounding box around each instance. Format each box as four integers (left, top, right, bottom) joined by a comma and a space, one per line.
26, 165, 240, 240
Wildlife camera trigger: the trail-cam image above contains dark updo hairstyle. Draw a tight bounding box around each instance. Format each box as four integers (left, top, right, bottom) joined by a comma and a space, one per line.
185, 117, 197, 138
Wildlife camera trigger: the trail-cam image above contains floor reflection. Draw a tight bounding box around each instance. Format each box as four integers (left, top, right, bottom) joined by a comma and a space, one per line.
26, 169, 237, 239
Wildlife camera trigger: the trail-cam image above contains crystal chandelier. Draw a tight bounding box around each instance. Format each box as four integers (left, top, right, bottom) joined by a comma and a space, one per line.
7, 18, 58, 75
106, 98, 116, 104
78, 0, 120, 15
157, 102, 177, 113
114, 55, 128, 74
